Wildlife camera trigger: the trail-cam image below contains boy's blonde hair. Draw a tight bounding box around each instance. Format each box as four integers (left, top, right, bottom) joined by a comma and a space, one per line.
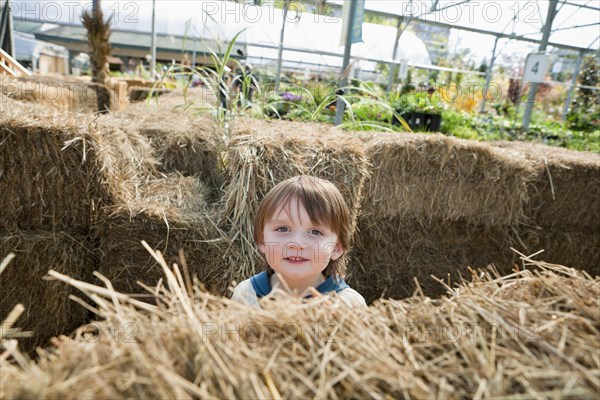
254, 175, 351, 278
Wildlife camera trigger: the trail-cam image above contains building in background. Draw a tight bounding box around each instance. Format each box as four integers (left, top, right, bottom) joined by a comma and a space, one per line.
14, 32, 69, 74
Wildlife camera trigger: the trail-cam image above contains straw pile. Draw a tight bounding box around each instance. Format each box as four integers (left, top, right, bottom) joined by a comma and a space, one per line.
1, 249, 598, 399
0, 232, 95, 353
221, 118, 370, 281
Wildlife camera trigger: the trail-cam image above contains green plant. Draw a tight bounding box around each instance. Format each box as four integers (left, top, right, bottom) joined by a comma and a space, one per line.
390, 91, 444, 114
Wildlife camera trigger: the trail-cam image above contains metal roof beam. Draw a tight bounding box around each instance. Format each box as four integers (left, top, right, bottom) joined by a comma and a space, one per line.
335, 3, 596, 53
561, 0, 600, 12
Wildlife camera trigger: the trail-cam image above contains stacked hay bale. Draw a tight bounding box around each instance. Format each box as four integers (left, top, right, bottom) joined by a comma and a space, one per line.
0, 101, 100, 350
90, 108, 228, 295
352, 132, 536, 301
0, 98, 226, 351
221, 118, 370, 286
75, 110, 226, 295
493, 142, 600, 276
2, 256, 598, 399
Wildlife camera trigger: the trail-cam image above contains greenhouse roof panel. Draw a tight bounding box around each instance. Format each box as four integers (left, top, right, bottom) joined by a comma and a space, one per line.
329, 0, 599, 51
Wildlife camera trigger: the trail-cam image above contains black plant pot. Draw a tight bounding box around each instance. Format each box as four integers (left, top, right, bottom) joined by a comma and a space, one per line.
394, 111, 442, 132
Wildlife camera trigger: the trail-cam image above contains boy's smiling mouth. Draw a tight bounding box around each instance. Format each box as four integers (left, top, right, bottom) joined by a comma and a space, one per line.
285, 256, 308, 263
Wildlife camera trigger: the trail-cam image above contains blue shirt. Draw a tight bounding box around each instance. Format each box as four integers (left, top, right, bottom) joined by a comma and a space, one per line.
250, 271, 350, 298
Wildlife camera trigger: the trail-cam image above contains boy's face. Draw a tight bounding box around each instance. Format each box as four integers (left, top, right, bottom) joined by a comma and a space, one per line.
258, 197, 343, 283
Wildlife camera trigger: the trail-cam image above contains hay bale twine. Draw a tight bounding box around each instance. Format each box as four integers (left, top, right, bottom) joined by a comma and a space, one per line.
222, 118, 370, 281
358, 132, 534, 226
0, 232, 95, 352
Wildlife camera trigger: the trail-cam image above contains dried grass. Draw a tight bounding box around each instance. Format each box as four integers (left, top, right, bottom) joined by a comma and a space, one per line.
126, 87, 217, 109
517, 227, 600, 277
1, 248, 597, 399
0, 100, 101, 231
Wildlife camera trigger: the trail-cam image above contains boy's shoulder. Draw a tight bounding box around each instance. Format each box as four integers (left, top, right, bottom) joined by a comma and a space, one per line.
337, 287, 367, 307
231, 278, 260, 308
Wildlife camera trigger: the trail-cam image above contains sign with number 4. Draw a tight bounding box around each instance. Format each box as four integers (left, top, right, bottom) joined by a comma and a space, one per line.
523, 53, 548, 83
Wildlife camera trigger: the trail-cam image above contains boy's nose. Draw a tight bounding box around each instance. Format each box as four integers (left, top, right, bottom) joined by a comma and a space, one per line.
287, 241, 307, 250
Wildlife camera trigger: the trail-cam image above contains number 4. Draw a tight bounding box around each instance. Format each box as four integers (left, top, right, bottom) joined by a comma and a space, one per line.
531, 62, 539, 74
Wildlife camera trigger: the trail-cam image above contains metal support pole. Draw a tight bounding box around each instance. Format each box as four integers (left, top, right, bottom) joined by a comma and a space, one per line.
192, 38, 197, 68
387, 17, 403, 92
480, 36, 499, 113
275, 0, 289, 92
150, 0, 157, 79
562, 49, 583, 120
522, 0, 558, 130
335, 0, 359, 126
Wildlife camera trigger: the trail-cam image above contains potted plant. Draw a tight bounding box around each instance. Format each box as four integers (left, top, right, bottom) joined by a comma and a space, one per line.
391, 90, 444, 131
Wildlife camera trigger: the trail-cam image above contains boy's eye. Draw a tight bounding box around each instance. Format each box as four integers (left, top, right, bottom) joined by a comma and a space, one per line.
309, 229, 324, 236
275, 226, 290, 232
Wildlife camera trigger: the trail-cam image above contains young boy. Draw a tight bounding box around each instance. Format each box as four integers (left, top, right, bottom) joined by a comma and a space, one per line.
231, 175, 366, 308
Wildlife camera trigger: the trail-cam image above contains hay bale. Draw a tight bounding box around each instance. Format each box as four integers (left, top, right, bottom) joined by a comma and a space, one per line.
128, 87, 171, 102
96, 174, 231, 295
2, 257, 598, 399
108, 109, 225, 202
494, 141, 600, 232
0, 100, 101, 231
222, 118, 370, 280
358, 132, 534, 226
125, 87, 218, 112
0, 75, 106, 113
0, 98, 168, 230
351, 216, 516, 301
0, 232, 95, 352
517, 227, 600, 276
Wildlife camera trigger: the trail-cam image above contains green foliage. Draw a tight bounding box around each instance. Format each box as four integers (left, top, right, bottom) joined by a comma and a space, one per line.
567, 57, 600, 133
351, 99, 393, 123
390, 91, 445, 114
441, 109, 598, 152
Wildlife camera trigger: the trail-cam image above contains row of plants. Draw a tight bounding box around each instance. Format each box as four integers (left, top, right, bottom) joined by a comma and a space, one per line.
143, 37, 597, 153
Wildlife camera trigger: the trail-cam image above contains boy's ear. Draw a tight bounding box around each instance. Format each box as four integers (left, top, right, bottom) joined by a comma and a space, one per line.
330, 241, 343, 261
